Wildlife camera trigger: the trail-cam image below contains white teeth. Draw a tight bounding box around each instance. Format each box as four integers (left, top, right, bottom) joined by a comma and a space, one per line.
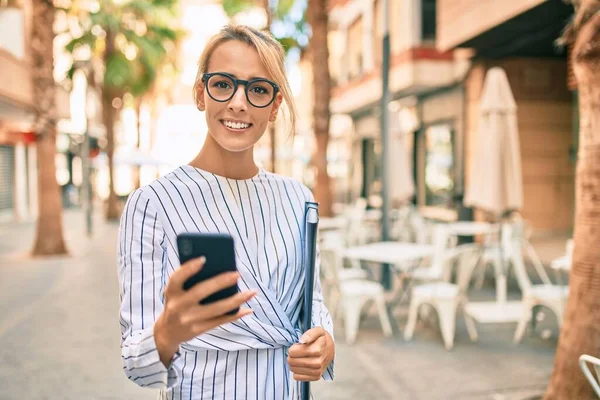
223, 120, 249, 129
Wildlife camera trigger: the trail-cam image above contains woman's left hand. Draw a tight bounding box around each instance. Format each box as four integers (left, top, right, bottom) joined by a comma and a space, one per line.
287, 327, 335, 382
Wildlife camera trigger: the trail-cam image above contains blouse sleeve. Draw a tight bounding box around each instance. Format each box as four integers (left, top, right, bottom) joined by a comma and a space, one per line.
117, 188, 181, 389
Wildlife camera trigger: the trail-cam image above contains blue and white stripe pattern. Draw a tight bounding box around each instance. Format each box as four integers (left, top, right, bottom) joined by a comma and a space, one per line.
117, 165, 334, 399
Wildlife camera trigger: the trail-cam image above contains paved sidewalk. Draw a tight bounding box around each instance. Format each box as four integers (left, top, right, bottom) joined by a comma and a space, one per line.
0, 210, 558, 399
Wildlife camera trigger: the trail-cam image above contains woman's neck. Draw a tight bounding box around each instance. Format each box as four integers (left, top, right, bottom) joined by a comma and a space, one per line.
189, 134, 259, 180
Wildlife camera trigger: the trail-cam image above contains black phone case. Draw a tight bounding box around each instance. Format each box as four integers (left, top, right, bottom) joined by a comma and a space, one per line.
177, 233, 240, 315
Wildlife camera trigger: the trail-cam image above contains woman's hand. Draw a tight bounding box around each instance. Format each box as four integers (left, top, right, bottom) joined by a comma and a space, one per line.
154, 257, 256, 367
287, 327, 335, 382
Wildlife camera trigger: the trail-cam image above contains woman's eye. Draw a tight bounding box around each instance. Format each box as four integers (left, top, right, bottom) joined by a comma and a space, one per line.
213, 80, 232, 89
251, 86, 269, 95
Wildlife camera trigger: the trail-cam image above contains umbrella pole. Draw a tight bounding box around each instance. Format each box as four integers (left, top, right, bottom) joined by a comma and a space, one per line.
496, 221, 507, 304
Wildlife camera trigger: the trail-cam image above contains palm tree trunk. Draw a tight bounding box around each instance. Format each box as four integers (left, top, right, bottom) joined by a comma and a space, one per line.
544, 2, 600, 398
30, 0, 68, 256
261, 0, 276, 173
307, 0, 333, 217
103, 29, 121, 220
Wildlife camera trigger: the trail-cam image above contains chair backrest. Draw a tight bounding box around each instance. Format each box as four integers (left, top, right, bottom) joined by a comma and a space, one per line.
453, 244, 484, 293
508, 237, 553, 294
391, 206, 413, 242
508, 238, 533, 294
344, 198, 368, 246
409, 210, 431, 244
579, 354, 600, 398
422, 224, 453, 280
319, 231, 346, 286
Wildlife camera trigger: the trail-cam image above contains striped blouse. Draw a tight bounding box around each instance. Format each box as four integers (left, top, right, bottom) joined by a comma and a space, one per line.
117, 164, 335, 399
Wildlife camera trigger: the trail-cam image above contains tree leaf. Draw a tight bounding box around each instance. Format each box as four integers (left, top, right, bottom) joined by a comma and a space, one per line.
65, 31, 96, 54
222, 0, 256, 17
104, 53, 135, 89
277, 36, 299, 53
275, 0, 296, 18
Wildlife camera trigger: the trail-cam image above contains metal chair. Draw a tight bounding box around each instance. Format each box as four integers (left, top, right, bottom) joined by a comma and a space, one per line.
579, 354, 600, 398
404, 243, 482, 350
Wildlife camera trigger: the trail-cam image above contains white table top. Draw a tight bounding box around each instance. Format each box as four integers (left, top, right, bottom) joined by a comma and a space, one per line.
445, 221, 499, 236
551, 255, 571, 271
343, 242, 434, 265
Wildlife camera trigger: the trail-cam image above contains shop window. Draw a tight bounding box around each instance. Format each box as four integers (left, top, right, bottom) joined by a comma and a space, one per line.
421, 0, 436, 43
424, 124, 454, 207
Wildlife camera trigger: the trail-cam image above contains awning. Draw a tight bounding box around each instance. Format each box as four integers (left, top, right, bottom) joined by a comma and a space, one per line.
441, 0, 573, 58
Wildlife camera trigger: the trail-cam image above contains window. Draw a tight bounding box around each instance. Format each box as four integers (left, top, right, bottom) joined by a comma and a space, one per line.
347, 17, 364, 79
421, 0, 436, 42
0, 2, 25, 59
373, 0, 383, 68
424, 124, 454, 207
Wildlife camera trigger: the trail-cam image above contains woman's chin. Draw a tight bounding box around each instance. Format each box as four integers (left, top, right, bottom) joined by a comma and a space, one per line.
216, 137, 256, 153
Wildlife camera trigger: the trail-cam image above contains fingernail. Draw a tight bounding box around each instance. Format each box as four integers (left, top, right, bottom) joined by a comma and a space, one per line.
230, 272, 240, 282
246, 290, 258, 299
300, 334, 309, 344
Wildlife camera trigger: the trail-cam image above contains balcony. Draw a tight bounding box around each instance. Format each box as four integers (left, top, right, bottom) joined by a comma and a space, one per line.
0, 48, 33, 108
331, 47, 459, 114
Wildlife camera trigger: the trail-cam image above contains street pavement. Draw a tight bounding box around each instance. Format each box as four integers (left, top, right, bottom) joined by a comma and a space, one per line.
0, 210, 558, 400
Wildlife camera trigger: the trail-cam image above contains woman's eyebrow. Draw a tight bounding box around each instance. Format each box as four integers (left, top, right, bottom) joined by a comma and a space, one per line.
218, 72, 268, 81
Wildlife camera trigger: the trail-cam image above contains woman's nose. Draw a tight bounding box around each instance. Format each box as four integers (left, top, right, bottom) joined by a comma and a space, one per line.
228, 86, 248, 112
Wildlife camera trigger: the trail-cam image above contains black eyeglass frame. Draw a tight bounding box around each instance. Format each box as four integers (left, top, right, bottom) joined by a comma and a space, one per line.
201, 72, 280, 108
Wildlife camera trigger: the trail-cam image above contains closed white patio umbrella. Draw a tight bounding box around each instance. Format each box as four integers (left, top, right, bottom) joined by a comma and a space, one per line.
464, 67, 523, 305
465, 67, 523, 215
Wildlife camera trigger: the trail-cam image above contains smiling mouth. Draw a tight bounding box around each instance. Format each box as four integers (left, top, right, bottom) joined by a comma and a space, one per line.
221, 120, 253, 131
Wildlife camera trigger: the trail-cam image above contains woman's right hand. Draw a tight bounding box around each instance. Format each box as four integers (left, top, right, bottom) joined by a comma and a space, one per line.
154, 256, 256, 367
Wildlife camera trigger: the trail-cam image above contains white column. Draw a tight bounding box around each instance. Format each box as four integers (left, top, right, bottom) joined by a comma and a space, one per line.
28, 143, 38, 219
14, 142, 28, 220
408, 0, 422, 47
362, 0, 374, 72
339, 28, 349, 83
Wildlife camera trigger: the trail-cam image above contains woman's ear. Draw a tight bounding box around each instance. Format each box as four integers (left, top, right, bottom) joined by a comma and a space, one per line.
269, 92, 283, 122
195, 82, 206, 111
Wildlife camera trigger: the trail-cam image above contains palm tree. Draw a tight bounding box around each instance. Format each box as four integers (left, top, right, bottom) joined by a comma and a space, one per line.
544, 0, 600, 398
63, 0, 180, 220
30, 0, 69, 256
306, 0, 332, 217
221, 0, 299, 174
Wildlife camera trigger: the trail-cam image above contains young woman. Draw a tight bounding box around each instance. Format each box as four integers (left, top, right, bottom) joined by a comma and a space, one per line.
117, 25, 335, 399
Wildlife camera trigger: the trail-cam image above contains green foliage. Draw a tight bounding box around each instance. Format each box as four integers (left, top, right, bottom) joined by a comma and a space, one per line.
222, 0, 309, 56
61, 0, 183, 100
221, 0, 255, 17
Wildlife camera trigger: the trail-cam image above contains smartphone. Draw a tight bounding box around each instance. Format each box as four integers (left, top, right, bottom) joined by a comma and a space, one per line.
176, 233, 239, 315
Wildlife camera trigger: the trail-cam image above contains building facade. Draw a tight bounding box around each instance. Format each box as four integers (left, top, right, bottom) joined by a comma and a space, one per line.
437, 0, 576, 234
325, 0, 471, 216
0, 1, 71, 223
297, 0, 577, 235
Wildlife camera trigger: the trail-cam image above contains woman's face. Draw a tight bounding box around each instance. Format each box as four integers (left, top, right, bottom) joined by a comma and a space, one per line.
196, 40, 282, 153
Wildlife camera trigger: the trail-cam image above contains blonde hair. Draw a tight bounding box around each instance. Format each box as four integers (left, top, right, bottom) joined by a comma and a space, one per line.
193, 25, 297, 136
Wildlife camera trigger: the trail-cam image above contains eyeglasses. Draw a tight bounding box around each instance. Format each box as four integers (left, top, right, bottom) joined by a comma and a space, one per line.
202, 72, 279, 108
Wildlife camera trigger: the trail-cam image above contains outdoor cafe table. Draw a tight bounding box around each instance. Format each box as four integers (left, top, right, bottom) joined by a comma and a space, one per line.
319, 217, 346, 231
343, 242, 435, 306
342, 242, 435, 268
444, 221, 499, 237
